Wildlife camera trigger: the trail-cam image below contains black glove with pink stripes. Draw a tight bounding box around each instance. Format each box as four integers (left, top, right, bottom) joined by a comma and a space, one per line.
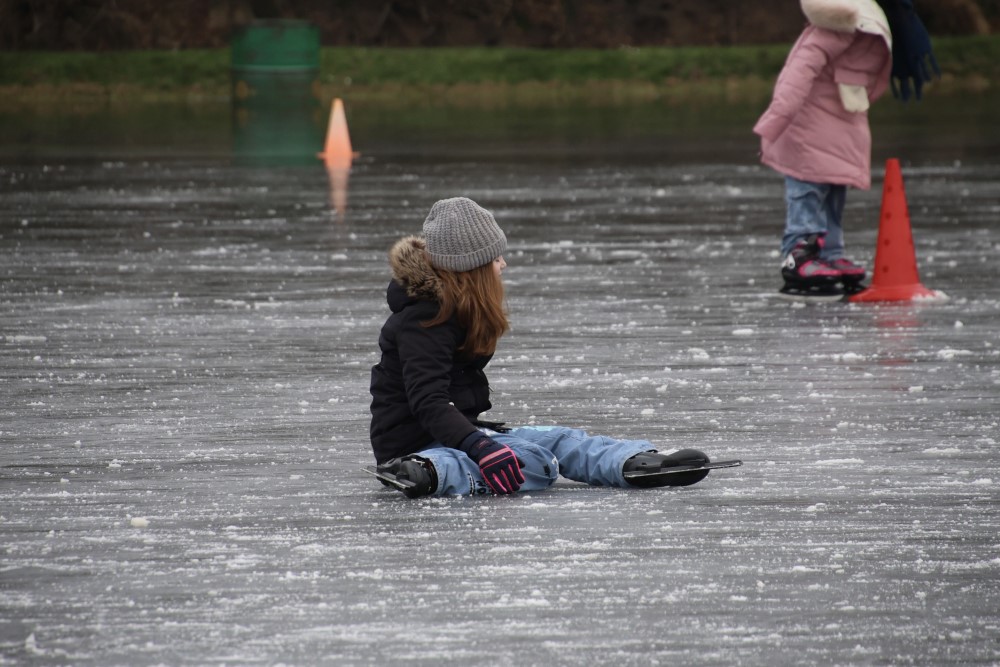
460, 433, 524, 494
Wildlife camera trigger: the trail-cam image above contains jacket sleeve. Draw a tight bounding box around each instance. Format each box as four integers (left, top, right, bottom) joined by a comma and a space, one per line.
754, 28, 854, 141
395, 308, 480, 448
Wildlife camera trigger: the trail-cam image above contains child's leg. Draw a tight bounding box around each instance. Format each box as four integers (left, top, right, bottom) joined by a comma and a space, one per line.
416, 436, 559, 496
781, 176, 830, 257
819, 184, 847, 260
505, 426, 652, 488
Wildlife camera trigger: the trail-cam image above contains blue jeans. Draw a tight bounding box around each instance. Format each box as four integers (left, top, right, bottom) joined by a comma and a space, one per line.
782, 176, 847, 260
415, 426, 655, 496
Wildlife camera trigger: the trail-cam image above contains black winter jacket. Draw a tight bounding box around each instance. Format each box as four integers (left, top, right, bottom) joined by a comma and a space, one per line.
369, 236, 493, 463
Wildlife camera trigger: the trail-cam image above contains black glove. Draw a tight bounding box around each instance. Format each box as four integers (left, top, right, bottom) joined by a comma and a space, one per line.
879, 0, 940, 100
460, 433, 524, 494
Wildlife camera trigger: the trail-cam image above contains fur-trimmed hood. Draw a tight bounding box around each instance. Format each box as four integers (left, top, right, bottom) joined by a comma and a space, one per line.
388, 235, 442, 304
802, 0, 891, 44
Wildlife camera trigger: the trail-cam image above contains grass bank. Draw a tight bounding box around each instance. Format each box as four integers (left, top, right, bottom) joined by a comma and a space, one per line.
1, 36, 997, 110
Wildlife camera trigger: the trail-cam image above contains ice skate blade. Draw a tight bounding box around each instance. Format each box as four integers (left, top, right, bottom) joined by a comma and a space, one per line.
362, 465, 417, 491
777, 284, 847, 303
842, 281, 867, 296
623, 459, 743, 480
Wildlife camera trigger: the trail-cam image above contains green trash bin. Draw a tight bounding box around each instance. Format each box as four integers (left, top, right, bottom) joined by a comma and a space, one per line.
231, 20, 322, 166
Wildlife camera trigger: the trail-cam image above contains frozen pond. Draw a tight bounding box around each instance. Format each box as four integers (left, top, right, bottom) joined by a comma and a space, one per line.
2, 99, 1000, 664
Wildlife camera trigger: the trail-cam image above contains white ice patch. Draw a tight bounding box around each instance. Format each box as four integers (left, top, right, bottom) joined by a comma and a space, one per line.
214, 299, 249, 308
936, 348, 974, 360
25, 633, 44, 656
192, 246, 231, 256
922, 447, 962, 455
913, 290, 949, 302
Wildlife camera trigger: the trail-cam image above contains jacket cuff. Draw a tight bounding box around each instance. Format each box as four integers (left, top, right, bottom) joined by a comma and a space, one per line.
753, 114, 791, 142
457, 430, 486, 453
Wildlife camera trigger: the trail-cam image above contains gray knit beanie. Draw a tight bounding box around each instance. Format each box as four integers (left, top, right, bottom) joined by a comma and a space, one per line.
422, 197, 507, 272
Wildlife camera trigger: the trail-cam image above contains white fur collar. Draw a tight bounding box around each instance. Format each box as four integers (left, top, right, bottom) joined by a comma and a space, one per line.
801, 0, 891, 44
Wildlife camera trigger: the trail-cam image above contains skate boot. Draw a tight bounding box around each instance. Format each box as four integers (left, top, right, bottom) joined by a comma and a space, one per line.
779, 234, 844, 301
828, 257, 867, 294
374, 456, 438, 499
623, 449, 712, 488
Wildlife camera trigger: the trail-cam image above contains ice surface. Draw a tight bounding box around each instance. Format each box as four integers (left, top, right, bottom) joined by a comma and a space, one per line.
2, 117, 1000, 665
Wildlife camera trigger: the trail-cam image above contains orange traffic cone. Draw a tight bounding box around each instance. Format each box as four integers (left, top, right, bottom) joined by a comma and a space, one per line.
849, 158, 946, 303
317, 98, 358, 168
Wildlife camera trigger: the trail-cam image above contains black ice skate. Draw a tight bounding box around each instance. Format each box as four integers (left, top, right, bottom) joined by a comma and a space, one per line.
364, 456, 437, 499
828, 257, 867, 294
623, 449, 742, 488
778, 234, 846, 302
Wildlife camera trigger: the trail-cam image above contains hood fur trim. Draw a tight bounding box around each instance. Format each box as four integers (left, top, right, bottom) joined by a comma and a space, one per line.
802, 0, 859, 32
801, 0, 890, 43
388, 236, 442, 301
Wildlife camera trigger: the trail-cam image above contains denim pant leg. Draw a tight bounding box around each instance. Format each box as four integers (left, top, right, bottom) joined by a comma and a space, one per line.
819, 184, 847, 261
507, 426, 653, 488
782, 176, 844, 258
416, 434, 559, 497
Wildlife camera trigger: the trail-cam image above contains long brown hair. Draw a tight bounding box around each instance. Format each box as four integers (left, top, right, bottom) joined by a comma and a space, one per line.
423, 259, 509, 357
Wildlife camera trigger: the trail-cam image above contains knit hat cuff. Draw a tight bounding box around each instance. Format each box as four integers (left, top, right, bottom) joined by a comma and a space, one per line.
427, 235, 507, 273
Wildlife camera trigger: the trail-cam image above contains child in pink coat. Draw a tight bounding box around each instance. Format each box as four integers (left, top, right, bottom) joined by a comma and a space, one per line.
754, 0, 892, 299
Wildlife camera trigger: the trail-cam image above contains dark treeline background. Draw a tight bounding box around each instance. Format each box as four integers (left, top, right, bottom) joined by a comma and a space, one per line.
1, 0, 996, 51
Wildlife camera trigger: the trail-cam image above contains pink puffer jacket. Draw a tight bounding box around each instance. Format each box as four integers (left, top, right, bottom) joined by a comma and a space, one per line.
754, 1, 891, 190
